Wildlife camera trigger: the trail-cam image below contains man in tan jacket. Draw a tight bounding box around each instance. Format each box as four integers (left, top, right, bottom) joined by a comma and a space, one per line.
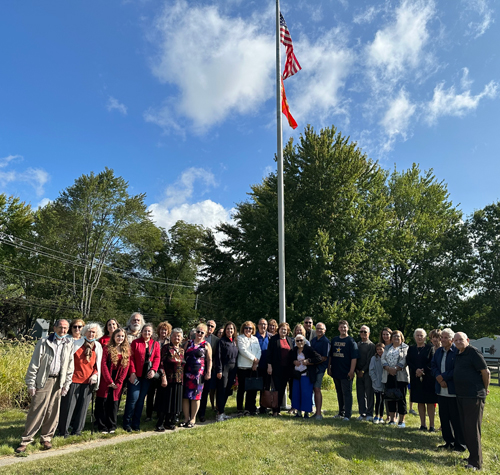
16, 319, 74, 453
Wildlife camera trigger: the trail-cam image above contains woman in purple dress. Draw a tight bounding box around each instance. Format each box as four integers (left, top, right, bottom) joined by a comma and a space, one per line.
182, 323, 212, 428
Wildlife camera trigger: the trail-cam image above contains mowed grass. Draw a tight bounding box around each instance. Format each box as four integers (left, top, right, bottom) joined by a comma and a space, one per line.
1, 386, 499, 474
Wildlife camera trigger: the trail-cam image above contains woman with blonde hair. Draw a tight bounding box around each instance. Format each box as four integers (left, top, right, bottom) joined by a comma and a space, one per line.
95, 328, 130, 433
381, 330, 409, 428
182, 323, 212, 428
268, 319, 278, 336
237, 321, 261, 416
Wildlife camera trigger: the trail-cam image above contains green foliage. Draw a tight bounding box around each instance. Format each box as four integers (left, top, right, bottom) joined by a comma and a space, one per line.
200, 126, 390, 330
382, 165, 473, 334
462, 202, 500, 337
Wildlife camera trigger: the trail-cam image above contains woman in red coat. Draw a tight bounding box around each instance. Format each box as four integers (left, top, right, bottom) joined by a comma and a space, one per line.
95, 328, 130, 433
123, 324, 161, 431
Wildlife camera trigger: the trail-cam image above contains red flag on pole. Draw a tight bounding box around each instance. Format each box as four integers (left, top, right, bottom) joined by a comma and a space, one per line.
281, 77, 297, 129
280, 12, 301, 79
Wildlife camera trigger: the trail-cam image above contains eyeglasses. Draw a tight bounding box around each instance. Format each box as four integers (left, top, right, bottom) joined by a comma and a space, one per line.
196, 330, 205, 335
244, 327, 253, 331
360, 330, 367, 333
207, 324, 215, 328
73, 325, 82, 329
304, 322, 312, 325
296, 339, 304, 343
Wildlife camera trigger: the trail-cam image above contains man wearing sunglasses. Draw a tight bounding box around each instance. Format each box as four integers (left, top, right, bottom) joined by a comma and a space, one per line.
356, 325, 376, 421
303, 318, 316, 342
198, 320, 219, 422
16, 319, 74, 453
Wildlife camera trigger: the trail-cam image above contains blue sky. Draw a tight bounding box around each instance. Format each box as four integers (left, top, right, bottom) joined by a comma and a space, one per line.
1, 0, 498, 232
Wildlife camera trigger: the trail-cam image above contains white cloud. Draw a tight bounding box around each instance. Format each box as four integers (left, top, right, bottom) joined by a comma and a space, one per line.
464, 0, 494, 38
145, 0, 275, 133
290, 30, 355, 124
426, 80, 498, 124
106, 96, 127, 115
161, 167, 217, 208
149, 199, 234, 231
460, 67, 473, 90
36, 198, 51, 209
148, 167, 233, 231
380, 89, 417, 151
353, 6, 381, 25
365, 0, 436, 89
0, 155, 50, 197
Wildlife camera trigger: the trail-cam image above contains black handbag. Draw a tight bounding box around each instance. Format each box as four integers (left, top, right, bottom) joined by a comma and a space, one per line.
384, 387, 403, 401
245, 371, 264, 391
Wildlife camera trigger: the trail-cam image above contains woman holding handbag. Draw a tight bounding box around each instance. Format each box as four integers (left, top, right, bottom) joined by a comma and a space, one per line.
95, 328, 130, 433
237, 321, 261, 416
267, 322, 294, 417
381, 330, 409, 428
290, 335, 322, 418
123, 323, 160, 432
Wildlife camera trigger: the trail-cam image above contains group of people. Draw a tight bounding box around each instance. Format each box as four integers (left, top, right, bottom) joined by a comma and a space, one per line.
16, 314, 491, 471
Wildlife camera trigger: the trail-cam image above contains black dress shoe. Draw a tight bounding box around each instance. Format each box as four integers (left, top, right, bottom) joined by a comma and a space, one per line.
154, 426, 165, 432
199, 416, 206, 423
419, 426, 427, 431
124, 426, 132, 432
453, 444, 466, 452
437, 443, 453, 450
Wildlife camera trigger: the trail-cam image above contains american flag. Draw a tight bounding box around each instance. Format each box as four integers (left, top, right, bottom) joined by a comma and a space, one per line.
280, 12, 301, 79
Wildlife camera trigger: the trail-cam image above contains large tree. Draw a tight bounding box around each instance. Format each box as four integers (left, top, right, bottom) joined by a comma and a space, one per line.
33, 168, 162, 319
200, 126, 391, 333
461, 202, 500, 337
383, 165, 472, 334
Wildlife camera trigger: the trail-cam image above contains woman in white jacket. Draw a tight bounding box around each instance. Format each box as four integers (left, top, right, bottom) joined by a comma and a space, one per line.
381, 330, 409, 428
237, 321, 261, 415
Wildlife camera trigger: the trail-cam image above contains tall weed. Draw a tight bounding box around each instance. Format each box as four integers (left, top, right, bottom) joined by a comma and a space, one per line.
0, 338, 36, 409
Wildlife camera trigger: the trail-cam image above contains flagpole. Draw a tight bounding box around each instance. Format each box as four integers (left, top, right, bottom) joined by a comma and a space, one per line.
276, 0, 286, 326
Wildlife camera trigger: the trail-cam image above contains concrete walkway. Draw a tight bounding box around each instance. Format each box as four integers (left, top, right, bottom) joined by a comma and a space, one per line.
0, 421, 214, 468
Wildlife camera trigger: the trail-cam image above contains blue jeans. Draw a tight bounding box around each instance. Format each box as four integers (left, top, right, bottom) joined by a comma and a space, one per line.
123, 378, 151, 429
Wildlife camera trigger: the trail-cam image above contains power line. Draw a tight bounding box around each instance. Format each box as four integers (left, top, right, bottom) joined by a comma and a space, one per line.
0, 231, 198, 286
0, 263, 216, 306
0, 236, 196, 289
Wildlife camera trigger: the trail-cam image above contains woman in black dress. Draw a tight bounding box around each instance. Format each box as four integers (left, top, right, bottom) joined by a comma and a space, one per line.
407, 328, 437, 431
215, 322, 239, 421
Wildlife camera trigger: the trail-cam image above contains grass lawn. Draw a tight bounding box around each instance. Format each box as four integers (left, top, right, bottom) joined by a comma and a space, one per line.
1, 386, 499, 474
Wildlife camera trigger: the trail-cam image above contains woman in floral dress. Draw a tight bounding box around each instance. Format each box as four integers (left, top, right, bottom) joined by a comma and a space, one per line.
182, 323, 212, 428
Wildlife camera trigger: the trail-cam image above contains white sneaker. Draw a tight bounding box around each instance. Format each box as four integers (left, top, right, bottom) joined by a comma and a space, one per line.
216, 414, 223, 422
372, 417, 379, 424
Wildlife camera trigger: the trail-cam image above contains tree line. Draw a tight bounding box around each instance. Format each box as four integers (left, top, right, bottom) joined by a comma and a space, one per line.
1, 126, 499, 340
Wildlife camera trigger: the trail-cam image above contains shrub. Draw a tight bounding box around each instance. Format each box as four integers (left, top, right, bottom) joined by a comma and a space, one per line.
321, 371, 335, 390
0, 338, 36, 409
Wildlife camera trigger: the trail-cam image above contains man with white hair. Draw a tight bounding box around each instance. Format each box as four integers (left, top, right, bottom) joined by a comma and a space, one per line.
356, 325, 376, 421
453, 332, 490, 471
431, 328, 465, 452
126, 312, 144, 343
16, 319, 74, 453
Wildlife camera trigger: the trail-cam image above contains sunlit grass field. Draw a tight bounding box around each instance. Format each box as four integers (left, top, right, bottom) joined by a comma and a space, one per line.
1, 384, 499, 474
